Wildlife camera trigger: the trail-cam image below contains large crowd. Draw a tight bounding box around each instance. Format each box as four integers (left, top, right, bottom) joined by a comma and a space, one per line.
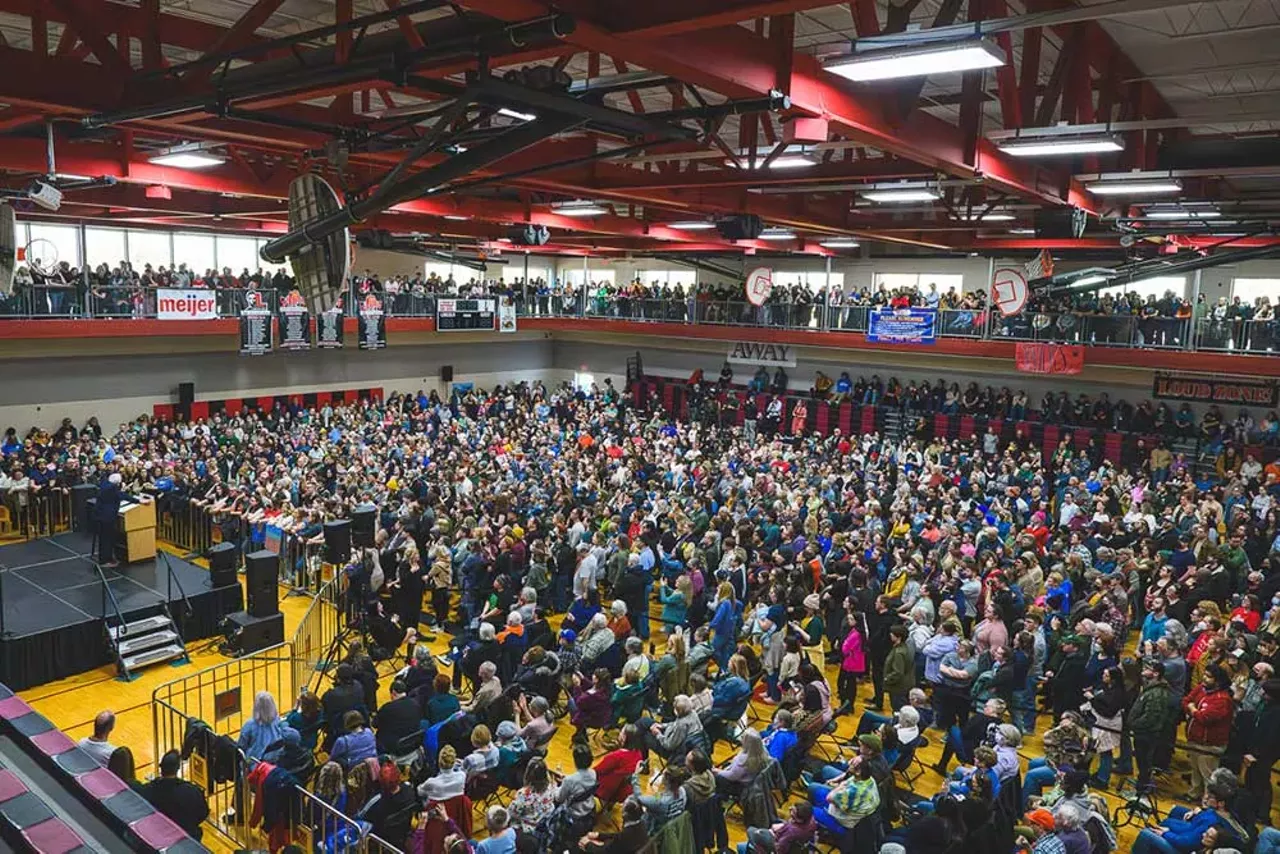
7, 367, 1280, 854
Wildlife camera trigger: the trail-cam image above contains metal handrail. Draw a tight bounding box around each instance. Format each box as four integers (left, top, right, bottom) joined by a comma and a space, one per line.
160, 549, 194, 619
94, 561, 128, 638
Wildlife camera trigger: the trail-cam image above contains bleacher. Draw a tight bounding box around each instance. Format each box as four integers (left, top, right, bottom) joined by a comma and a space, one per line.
0, 685, 205, 854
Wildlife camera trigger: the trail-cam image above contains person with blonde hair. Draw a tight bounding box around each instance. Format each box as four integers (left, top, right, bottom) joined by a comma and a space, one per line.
709, 581, 738, 669
417, 745, 465, 801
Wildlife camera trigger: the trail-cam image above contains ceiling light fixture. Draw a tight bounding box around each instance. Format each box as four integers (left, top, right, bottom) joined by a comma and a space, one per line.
758, 229, 797, 241
667, 221, 717, 230
442, 214, 470, 221
497, 107, 537, 122
958, 212, 1016, 222
1087, 178, 1182, 196
725, 150, 819, 170
1144, 210, 1222, 220
861, 187, 941, 203
148, 143, 226, 169
1009, 228, 1037, 235
552, 201, 608, 217
999, 134, 1123, 157
819, 239, 860, 248
825, 38, 1005, 83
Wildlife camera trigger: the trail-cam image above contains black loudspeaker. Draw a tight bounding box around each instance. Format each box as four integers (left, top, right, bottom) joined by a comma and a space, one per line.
324, 520, 351, 565
441, 365, 454, 383
245, 549, 279, 618
351, 503, 377, 549
208, 541, 238, 588
715, 214, 764, 241
1034, 207, 1087, 239
226, 611, 285, 655
177, 382, 195, 405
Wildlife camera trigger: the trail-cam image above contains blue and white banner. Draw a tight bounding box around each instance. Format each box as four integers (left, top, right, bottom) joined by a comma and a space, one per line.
867, 308, 937, 345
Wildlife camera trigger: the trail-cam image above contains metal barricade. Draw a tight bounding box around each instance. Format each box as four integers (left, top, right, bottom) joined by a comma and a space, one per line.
1, 488, 73, 540
365, 834, 408, 854
292, 787, 366, 853
291, 574, 346, 700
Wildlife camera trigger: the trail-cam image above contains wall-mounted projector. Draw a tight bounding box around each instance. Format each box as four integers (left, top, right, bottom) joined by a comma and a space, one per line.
26, 180, 63, 212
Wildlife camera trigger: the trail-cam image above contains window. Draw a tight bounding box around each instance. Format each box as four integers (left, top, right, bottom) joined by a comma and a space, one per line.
1100, 275, 1185, 302
127, 229, 172, 271
424, 262, 456, 283
873, 272, 963, 294
573, 372, 594, 393
775, 270, 845, 291
25, 222, 80, 272
84, 228, 127, 269
1232, 278, 1280, 306
635, 269, 697, 287
174, 233, 216, 276
254, 239, 290, 277
214, 235, 259, 275
562, 268, 615, 287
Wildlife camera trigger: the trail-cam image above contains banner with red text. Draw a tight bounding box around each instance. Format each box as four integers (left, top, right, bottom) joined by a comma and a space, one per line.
156, 288, 218, 320
1015, 342, 1084, 375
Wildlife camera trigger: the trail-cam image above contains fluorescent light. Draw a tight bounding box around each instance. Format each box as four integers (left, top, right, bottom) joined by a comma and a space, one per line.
667, 221, 717, 230
1009, 228, 1037, 235
958, 212, 1016, 222
1088, 179, 1182, 195
820, 239, 860, 248
553, 202, 608, 217
148, 151, 225, 169
1144, 210, 1222, 220
725, 153, 818, 170
862, 188, 940, 203
1072, 275, 1107, 287
825, 39, 1004, 83
442, 214, 470, 221
498, 107, 537, 121
758, 229, 796, 241
1000, 135, 1123, 157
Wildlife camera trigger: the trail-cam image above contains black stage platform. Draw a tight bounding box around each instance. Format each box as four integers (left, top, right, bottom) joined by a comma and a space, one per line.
0, 532, 242, 690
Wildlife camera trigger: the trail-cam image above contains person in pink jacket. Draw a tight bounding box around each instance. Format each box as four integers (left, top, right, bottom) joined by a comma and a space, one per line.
835, 603, 867, 717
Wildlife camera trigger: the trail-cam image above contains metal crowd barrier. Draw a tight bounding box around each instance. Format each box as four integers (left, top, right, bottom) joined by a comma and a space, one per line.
291, 574, 346, 701
157, 501, 218, 556
293, 787, 367, 853
1, 488, 73, 540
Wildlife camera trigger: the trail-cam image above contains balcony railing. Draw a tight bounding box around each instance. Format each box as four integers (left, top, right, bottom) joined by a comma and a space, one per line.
2, 284, 1276, 356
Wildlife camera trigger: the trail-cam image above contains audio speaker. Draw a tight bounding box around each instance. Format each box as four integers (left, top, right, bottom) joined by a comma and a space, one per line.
351, 503, 377, 549
1034, 207, 1087, 239
715, 214, 763, 241
177, 382, 195, 405
71, 483, 96, 532
245, 550, 279, 618
324, 520, 351, 565
441, 365, 454, 383
226, 610, 285, 655
506, 224, 550, 246
208, 541, 238, 588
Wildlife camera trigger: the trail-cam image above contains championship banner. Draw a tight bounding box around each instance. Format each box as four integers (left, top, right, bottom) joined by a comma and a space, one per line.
1153, 373, 1279, 406
1015, 342, 1084, 375
727, 341, 796, 367
157, 288, 218, 320
867, 308, 937, 345
317, 308, 344, 349
498, 298, 517, 333
358, 294, 387, 350
238, 292, 273, 355
277, 289, 311, 351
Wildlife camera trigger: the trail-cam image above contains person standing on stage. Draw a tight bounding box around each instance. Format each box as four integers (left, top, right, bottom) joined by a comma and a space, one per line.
96, 472, 123, 568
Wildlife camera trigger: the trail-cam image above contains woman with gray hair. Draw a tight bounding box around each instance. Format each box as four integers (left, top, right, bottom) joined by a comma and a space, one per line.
236, 691, 295, 760
1029, 802, 1090, 854
578, 612, 615, 667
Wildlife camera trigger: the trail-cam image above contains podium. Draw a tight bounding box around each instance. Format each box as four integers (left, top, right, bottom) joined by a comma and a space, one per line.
119, 497, 157, 563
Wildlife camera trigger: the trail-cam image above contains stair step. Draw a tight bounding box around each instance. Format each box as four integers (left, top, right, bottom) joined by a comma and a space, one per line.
108, 614, 171, 640
122, 644, 185, 672
117, 629, 180, 657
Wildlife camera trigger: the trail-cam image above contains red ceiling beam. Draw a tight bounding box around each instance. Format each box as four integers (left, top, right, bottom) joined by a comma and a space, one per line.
382, 0, 426, 50
188, 0, 286, 86
139, 0, 163, 71
46, 0, 131, 79
849, 0, 879, 37
592, 158, 928, 190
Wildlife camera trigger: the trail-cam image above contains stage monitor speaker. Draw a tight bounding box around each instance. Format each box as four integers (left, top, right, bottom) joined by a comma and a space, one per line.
324, 520, 351, 565
245, 549, 279, 618
208, 541, 238, 588
177, 382, 195, 406
441, 365, 454, 383
351, 503, 377, 549
1034, 207, 1087, 239
226, 610, 285, 655
715, 214, 763, 241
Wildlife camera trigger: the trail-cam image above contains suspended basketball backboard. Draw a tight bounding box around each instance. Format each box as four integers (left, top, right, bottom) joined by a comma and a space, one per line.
283, 174, 350, 314
0, 203, 15, 296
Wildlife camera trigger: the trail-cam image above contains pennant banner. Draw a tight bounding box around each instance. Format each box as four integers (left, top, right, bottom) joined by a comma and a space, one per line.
1015, 342, 1084, 375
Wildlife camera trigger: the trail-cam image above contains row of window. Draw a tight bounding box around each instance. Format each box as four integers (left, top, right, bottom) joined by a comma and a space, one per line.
12, 221, 1278, 303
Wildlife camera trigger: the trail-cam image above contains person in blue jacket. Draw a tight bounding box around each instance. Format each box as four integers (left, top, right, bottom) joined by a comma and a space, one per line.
1131, 778, 1247, 854
709, 581, 739, 670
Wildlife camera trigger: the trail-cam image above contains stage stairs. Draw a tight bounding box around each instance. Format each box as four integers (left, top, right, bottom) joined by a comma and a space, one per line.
106, 606, 188, 680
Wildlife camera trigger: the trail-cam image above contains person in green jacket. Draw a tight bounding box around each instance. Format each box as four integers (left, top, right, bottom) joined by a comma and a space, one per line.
882, 624, 914, 711
1129, 656, 1174, 793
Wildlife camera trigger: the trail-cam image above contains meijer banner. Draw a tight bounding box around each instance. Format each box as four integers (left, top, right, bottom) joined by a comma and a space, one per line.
157, 289, 219, 320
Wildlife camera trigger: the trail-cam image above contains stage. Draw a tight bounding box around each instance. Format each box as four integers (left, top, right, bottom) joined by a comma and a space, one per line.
0, 532, 243, 690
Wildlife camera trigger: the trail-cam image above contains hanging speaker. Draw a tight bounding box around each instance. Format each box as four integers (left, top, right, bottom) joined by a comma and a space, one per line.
177, 382, 195, 406
0, 203, 15, 297
285, 173, 351, 315
506, 224, 550, 246
1034, 207, 1087, 239
441, 365, 454, 383
715, 214, 763, 241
